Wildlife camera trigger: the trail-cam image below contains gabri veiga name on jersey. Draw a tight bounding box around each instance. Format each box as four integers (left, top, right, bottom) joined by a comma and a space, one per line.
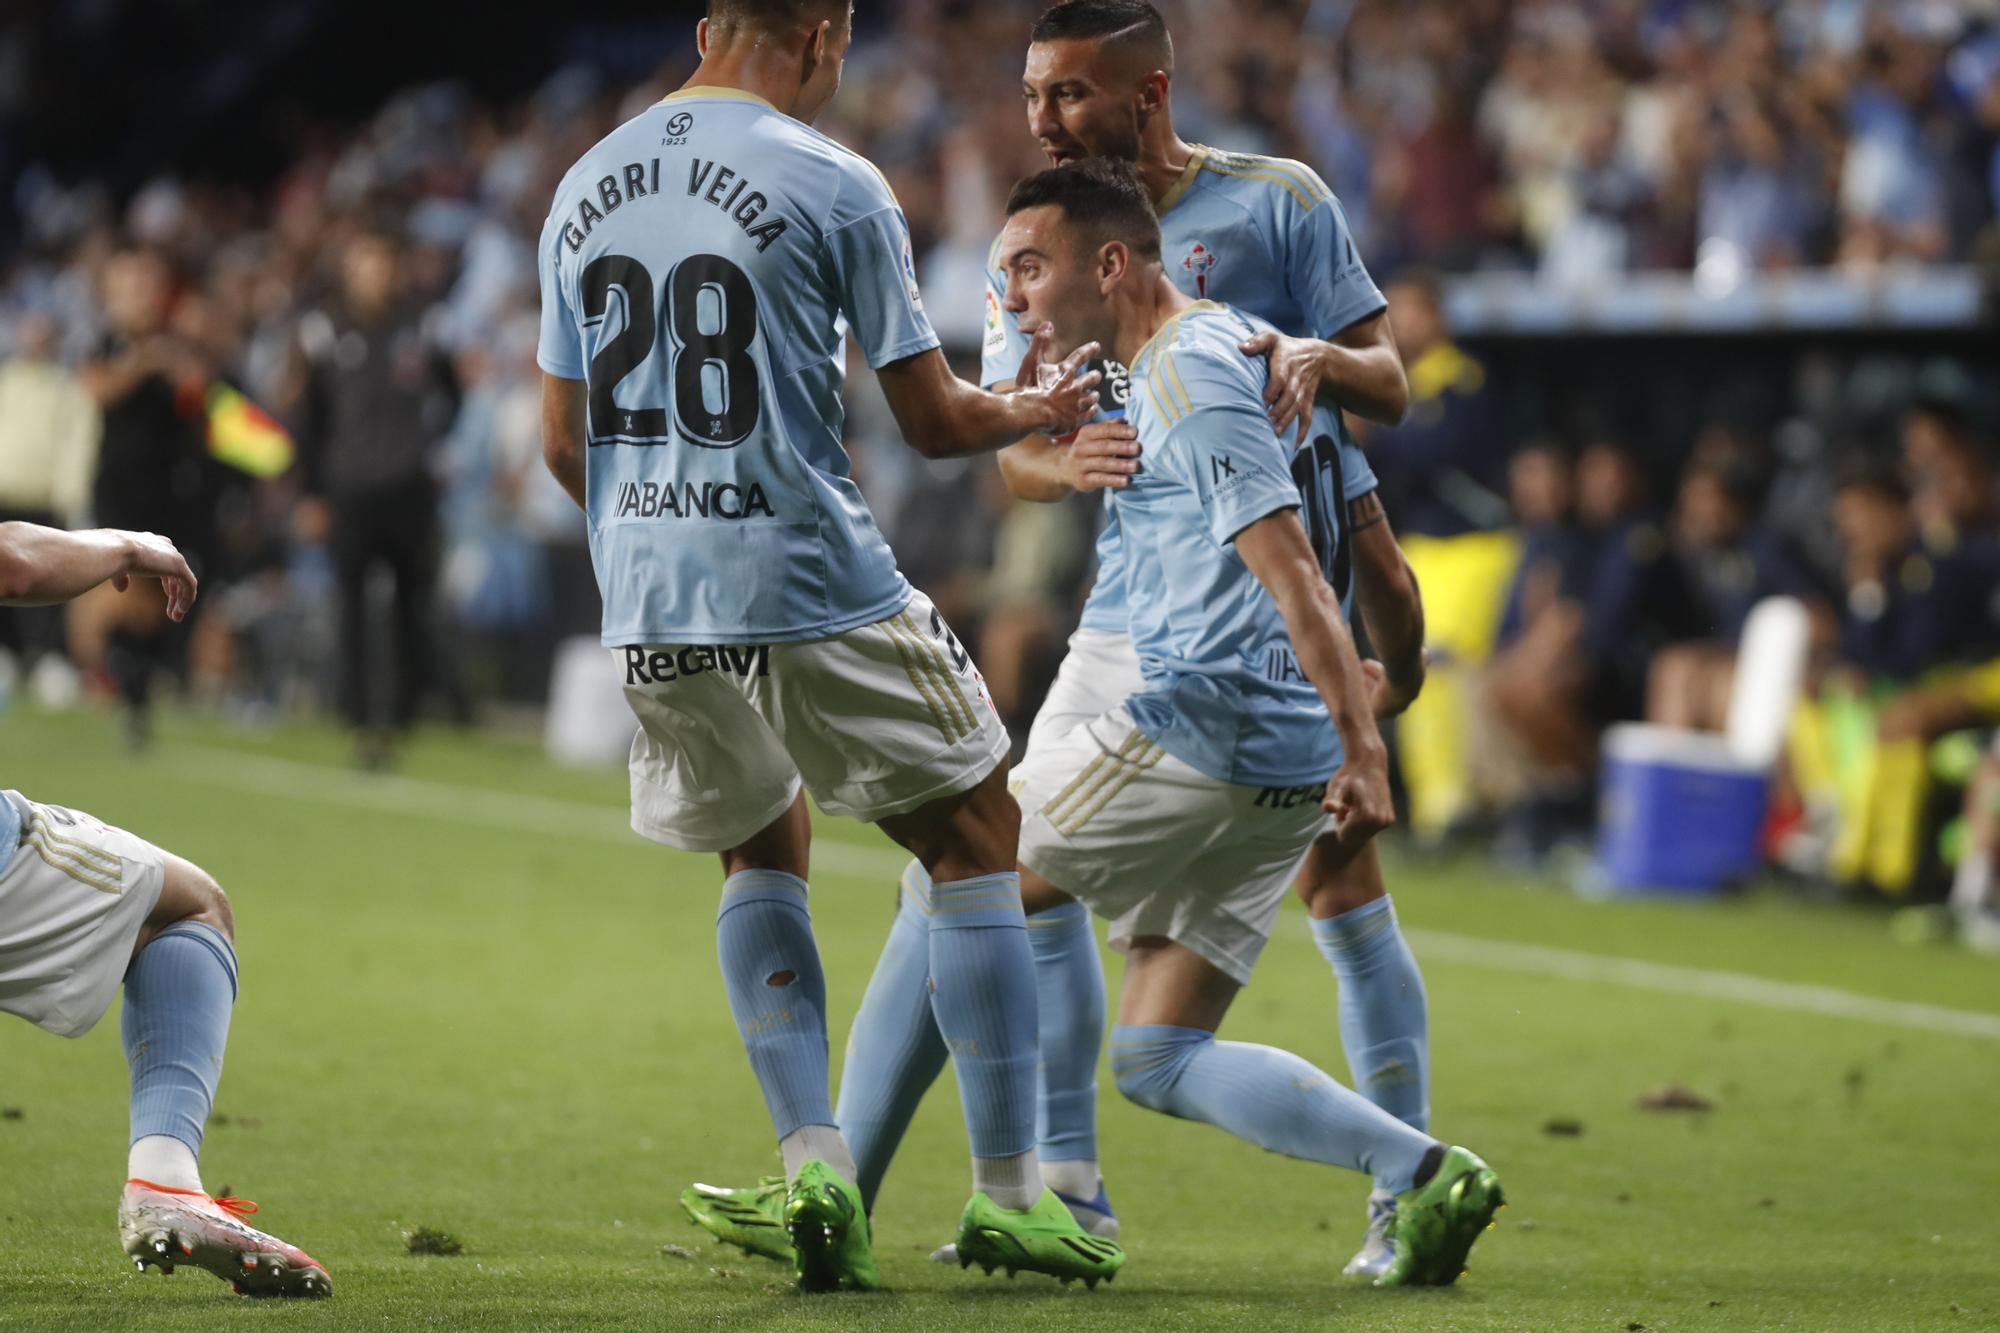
560, 158, 790, 255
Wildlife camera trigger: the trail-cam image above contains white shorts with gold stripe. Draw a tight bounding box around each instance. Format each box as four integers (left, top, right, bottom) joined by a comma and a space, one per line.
0, 791, 168, 1038
1021, 627, 1144, 764
619, 589, 1010, 853
1014, 707, 1326, 986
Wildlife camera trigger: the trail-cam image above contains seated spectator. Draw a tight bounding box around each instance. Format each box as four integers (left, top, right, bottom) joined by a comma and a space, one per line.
1793, 458, 2000, 896
1573, 439, 1675, 722
1364, 270, 1515, 842
1478, 441, 1600, 858
1646, 451, 1822, 731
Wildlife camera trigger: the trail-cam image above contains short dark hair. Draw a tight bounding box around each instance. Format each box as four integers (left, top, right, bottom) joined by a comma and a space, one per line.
706, 0, 847, 33
1030, 0, 1173, 74
1006, 157, 1162, 261
1831, 452, 1910, 504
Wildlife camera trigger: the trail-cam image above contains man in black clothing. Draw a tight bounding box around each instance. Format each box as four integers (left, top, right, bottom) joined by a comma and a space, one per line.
81, 250, 224, 748
294, 228, 457, 767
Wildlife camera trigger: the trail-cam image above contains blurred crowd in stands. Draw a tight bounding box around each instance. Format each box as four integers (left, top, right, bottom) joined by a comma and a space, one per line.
0, 0, 1997, 919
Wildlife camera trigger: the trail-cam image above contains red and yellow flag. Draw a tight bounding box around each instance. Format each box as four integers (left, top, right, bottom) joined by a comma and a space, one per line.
205, 382, 294, 479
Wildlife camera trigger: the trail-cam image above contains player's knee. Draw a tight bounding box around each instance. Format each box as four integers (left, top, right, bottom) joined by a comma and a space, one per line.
1108, 1026, 1209, 1113
156, 857, 234, 944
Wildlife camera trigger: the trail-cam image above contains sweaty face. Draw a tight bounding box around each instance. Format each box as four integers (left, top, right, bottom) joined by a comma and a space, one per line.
1022, 40, 1144, 167
997, 204, 1112, 364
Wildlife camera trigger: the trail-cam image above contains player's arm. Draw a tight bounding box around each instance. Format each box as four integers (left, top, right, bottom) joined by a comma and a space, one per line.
0, 521, 197, 619
1243, 184, 1409, 440
540, 373, 587, 512
1347, 491, 1427, 716
992, 395, 1141, 503
873, 332, 1102, 461
1235, 511, 1394, 844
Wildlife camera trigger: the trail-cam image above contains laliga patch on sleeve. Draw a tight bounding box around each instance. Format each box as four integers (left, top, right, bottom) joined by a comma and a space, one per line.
902, 231, 923, 311
982, 286, 1007, 356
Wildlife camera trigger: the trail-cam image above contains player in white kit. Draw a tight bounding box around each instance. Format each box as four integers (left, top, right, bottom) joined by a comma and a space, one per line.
0, 521, 329, 1297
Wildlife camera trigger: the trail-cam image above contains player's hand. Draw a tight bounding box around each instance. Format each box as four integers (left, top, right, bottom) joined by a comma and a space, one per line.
1323, 740, 1394, 849
1239, 330, 1325, 445
1361, 652, 1428, 718
1016, 323, 1103, 436
1059, 420, 1141, 492
113, 531, 198, 622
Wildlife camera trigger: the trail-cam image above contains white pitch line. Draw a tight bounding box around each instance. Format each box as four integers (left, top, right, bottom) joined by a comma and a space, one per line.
1405, 928, 2000, 1043
168, 744, 907, 880
167, 744, 2000, 1042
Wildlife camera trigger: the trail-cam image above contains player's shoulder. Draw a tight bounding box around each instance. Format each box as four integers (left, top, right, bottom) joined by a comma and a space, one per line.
1137, 301, 1266, 425
1194, 145, 1336, 215
783, 119, 902, 224
551, 104, 664, 198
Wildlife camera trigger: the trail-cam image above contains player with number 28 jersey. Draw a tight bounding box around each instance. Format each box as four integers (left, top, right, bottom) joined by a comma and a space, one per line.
537, 86, 933, 645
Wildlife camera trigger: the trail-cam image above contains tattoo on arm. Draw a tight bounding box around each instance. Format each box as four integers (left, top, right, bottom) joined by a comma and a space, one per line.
1346, 492, 1387, 533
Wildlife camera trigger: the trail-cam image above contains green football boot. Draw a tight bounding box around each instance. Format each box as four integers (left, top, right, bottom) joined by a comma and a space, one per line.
1375, 1146, 1505, 1287
954, 1187, 1125, 1288
784, 1159, 878, 1292
680, 1176, 793, 1263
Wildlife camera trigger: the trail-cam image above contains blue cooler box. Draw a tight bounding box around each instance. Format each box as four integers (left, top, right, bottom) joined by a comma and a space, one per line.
1595, 723, 1767, 894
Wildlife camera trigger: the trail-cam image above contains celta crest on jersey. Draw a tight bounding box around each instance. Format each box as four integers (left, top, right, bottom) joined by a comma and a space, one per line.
1182, 240, 1218, 297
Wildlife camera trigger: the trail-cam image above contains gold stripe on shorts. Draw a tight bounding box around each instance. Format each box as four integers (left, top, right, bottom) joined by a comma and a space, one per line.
883, 614, 966, 744
24, 826, 122, 895
1045, 731, 1158, 833
897, 611, 977, 740
1055, 739, 1163, 836
28, 816, 121, 876
1041, 729, 1143, 826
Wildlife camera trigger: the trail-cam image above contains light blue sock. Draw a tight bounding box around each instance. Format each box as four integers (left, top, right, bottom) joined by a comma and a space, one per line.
1027, 900, 1103, 1165
1109, 1023, 1437, 1193
925, 872, 1038, 1163
716, 870, 832, 1141
123, 922, 237, 1156
1313, 896, 1431, 1132
836, 860, 949, 1211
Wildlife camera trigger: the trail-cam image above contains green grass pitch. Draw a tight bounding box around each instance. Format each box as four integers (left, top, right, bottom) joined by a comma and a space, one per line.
2, 707, 1997, 1330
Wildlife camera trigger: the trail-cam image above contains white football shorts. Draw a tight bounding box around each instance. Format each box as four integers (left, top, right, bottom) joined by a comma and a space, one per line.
1021, 626, 1144, 762
0, 791, 167, 1038
619, 589, 1010, 852
1014, 707, 1329, 985
1025, 625, 1350, 841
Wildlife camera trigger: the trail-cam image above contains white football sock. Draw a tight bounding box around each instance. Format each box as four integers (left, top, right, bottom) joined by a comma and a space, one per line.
128, 1135, 202, 1193
1039, 1158, 1101, 1200
780, 1124, 857, 1184
973, 1148, 1042, 1211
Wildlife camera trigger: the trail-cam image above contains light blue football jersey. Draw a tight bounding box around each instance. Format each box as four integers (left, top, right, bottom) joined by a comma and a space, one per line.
981, 146, 1385, 633
0, 794, 16, 865
1117, 300, 1365, 790
538, 87, 940, 645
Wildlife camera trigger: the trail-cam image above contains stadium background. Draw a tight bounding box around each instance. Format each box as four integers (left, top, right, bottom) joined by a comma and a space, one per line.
2, 3, 2000, 1327
3, 0, 1998, 900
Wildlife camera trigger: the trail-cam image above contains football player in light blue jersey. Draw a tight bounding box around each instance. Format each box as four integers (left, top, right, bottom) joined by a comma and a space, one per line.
987, 158, 1502, 1290
0, 522, 331, 1297
815, 0, 1435, 1279
538, 0, 1121, 1294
